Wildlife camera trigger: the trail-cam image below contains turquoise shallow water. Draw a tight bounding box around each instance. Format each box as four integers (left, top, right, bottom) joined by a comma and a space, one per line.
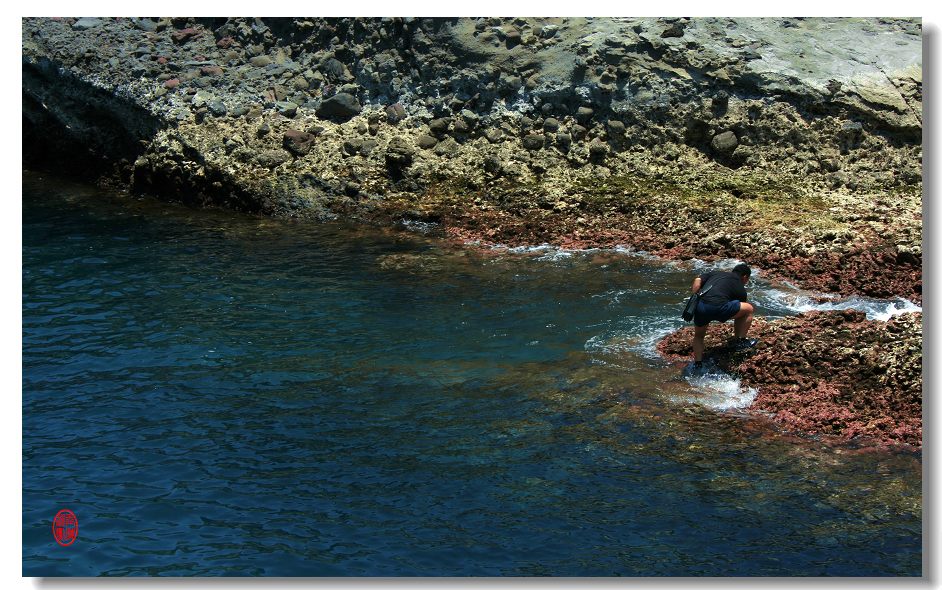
22, 172, 921, 576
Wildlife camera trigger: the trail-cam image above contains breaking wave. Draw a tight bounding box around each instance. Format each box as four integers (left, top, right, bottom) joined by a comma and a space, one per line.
755, 289, 921, 322
680, 367, 758, 411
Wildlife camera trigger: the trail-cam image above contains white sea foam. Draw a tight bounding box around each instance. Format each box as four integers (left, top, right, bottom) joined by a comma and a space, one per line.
585, 316, 683, 362
756, 289, 921, 322
484, 242, 920, 323
505, 243, 556, 254
687, 257, 749, 274
536, 249, 574, 262
681, 370, 758, 411
612, 245, 663, 263
399, 219, 438, 234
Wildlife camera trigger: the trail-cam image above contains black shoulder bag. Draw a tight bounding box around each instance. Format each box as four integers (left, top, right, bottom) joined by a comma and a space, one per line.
681, 283, 713, 322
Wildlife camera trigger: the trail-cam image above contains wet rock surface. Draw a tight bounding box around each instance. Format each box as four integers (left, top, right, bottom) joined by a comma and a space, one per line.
657, 310, 922, 448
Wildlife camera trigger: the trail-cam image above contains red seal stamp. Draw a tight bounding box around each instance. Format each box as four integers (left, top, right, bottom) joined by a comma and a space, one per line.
52, 509, 78, 546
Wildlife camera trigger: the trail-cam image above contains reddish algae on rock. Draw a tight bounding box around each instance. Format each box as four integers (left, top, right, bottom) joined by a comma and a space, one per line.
657, 310, 922, 448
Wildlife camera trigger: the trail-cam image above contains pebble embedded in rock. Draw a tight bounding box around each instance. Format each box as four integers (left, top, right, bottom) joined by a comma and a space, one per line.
316, 92, 361, 121
344, 181, 361, 196
433, 137, 460, 157
661, 21, 687, 38
429, 117, 451, 137
72, 18, 103, 31
452, 119, 471, 136
172, 27, 201, 44
588, 139, 609, 157
192, 90, 214, 108
522, 133, 545, 150
483, 155, 503, 175
576, 106, 594, 122
459, 109, 479, 127
607, 120, 626, 136
359, 140, 378, 156
385, 103, 407, 124
208, 100, 227, 117
342, 138, 363, 156
416, 134, 438, 149
322, 58, 354, 82
131, 18, 158, 32
255, 149, 289, 168
385, 137, 415, 168
276, 101, 298, 118
711, 130, 739, 153
283, 129, 316, 156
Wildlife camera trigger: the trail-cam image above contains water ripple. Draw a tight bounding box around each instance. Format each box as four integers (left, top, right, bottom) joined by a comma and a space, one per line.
22, 173, 921, 576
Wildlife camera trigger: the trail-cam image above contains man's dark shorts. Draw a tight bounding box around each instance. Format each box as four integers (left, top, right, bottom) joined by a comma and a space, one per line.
694, 300, 741, 327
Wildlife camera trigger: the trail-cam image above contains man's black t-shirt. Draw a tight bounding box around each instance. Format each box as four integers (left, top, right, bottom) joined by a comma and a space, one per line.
698, 271, 748, 306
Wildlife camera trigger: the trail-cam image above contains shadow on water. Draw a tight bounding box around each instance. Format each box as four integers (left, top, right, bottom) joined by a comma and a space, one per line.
22, 171, 921, 576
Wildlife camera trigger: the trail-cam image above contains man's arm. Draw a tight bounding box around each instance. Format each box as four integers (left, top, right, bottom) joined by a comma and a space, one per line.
737, 283, 748, 302
691, 277, 702, 294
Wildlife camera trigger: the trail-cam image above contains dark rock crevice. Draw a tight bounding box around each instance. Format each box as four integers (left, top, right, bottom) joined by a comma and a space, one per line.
23, 56, 262, 214
22, 57, 163, 183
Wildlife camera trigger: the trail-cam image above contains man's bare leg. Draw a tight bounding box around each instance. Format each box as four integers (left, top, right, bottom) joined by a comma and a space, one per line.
692, 325, 708, 362
733, 302, 755, 339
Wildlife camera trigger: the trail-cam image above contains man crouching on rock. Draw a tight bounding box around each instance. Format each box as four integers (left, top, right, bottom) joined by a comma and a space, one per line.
691, 263, 756, 370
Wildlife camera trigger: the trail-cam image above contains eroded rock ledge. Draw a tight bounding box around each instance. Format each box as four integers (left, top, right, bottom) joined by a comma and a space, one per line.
22, 16, 922, 302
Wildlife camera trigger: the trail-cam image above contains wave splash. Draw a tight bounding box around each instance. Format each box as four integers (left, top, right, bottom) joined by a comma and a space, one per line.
680, 366, 758, 411
756, 289, 921, 322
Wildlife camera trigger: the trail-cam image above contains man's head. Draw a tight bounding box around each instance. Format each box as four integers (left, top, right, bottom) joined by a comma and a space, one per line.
732, 263, 751, 283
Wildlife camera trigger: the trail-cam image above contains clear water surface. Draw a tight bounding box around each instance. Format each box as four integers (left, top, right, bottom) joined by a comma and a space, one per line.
23, 172, 921, 576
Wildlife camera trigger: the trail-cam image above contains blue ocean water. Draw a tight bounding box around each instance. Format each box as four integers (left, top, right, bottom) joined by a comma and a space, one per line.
22, 172, 921, 576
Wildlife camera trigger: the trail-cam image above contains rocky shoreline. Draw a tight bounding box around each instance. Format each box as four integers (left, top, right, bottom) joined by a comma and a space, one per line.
22, 17, 923, 447
657, 310, 922, 449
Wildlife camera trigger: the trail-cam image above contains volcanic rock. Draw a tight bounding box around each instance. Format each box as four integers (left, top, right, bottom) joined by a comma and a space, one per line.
711, 130, 739, 153
283, 129, 316, 156
316, 93, 361, 121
